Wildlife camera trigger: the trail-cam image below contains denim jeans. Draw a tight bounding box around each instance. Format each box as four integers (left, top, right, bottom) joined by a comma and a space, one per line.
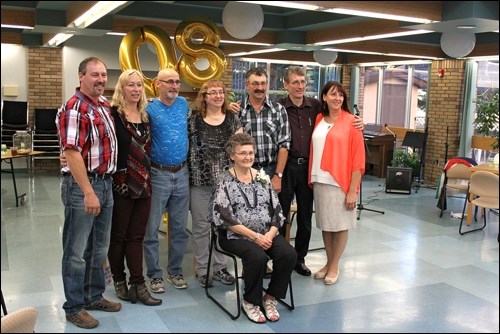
143, 164, 189, 278
60, 175, 114, 315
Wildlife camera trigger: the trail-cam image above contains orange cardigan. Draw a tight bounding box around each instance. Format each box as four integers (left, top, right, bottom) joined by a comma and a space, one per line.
308, 111, 365, 194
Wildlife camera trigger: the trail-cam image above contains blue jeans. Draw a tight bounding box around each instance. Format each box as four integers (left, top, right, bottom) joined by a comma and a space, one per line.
143, 165, 190, 278
60, 175, 114, 315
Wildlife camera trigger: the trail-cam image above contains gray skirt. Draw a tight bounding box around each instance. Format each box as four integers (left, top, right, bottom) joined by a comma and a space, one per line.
313, 183, 357, 232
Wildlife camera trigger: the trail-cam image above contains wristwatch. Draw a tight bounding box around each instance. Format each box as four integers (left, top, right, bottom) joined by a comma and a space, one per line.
274, 172, 283, 178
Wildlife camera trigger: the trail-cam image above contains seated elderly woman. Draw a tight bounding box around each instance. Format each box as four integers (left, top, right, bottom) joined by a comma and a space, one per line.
209, 132, 296, 324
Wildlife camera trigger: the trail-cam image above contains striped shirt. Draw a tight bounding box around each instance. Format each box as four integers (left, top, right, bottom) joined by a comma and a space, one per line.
239, 95, 291, 165
56, 88, 117, 175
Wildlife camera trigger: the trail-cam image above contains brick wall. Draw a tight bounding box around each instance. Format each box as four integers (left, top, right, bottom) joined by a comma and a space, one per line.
425, 59, 466, 185
28, 47, 63, 174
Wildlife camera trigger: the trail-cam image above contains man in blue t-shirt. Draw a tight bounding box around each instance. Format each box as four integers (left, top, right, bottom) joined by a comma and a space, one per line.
143, 68, 190, 292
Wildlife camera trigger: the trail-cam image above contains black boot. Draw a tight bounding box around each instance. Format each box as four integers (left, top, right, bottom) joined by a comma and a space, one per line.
129, 283, 162, 306
114, 281, 129, 301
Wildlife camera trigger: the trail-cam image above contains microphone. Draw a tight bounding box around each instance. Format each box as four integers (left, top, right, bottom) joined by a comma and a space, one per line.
353, 104, 360, 116
384, 123, 396, 138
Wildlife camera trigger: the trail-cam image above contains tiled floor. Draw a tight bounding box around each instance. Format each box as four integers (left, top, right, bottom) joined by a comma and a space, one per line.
1, 170, 498, 333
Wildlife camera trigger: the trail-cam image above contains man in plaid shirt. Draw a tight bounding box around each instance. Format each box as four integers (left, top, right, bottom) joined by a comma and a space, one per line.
237, 67, 291, 194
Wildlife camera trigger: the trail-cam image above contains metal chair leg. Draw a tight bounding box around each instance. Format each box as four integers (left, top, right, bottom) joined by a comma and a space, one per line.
206, 225, 295, 320
459, 192, 487, 235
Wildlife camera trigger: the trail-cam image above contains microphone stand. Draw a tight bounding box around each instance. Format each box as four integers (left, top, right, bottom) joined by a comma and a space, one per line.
384, 123, 397, 163
355, 106, 385, 220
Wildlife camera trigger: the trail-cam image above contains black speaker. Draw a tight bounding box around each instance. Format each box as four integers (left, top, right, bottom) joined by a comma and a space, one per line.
386, 167, 413, 194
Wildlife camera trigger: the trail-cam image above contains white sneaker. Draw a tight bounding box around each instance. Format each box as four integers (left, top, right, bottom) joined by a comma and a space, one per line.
166, 274, 188, 289
150, 278, 165, 293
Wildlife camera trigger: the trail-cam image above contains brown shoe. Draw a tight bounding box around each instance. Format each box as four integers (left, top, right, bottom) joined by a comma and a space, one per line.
66, 310, 99, 329
84, 298, 122, 312
114, 280, 130, 301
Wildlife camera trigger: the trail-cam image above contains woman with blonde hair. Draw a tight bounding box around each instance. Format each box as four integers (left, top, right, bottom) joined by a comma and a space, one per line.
108, 69, 161, 306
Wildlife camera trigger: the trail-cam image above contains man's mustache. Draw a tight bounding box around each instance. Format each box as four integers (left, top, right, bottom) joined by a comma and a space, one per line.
254, 89, 265, 94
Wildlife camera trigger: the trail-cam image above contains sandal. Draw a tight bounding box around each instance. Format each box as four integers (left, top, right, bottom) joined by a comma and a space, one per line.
263, 298, 280, 322
242, 300, 266, 323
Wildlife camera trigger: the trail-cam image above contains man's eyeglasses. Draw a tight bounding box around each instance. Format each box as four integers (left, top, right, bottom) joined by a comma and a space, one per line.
206, 90, 224, 96
290, 80, 307, 86
249, 81, 267, 87
235, 151, 255, 157
158, 79, 182, 85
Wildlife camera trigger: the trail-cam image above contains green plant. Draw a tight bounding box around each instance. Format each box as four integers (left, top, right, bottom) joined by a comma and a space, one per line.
392, 149, 420, 176
474, 90, 499, 150
227, 91, 237, 103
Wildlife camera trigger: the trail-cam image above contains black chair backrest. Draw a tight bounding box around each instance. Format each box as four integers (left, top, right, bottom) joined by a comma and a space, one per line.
34, 108, 58, 133
1, 100, 29, 127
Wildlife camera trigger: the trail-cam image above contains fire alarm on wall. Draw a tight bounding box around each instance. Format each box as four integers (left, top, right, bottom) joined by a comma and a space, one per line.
438, 69, 445, 77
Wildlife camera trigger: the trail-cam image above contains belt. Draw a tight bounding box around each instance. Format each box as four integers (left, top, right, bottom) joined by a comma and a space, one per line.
62, 171, 112, 180
289, 157, 309, 165
151, 161, 186, 173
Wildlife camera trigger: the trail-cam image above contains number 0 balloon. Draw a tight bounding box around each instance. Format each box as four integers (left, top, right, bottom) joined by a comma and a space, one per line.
119, 25, 177, 97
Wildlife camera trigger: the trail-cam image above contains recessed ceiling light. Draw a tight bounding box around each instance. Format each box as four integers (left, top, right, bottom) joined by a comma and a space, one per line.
456, 25, 476, 29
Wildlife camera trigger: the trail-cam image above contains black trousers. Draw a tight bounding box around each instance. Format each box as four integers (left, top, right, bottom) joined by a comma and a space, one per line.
278, 160, 314, 264
218, 230, 296, 306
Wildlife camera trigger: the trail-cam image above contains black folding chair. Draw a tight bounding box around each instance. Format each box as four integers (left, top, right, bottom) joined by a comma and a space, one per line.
205, 223, 294, 320
32, 108, 60, 158
1, 100, 30, 148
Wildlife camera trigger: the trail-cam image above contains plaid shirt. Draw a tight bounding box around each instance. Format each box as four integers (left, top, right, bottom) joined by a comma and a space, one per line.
239, 95, 291, 165
56, 88, 117, 175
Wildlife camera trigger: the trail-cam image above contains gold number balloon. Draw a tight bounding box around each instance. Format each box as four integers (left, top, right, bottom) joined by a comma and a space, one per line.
119, 25, 177, 97
175, 18, 227, 88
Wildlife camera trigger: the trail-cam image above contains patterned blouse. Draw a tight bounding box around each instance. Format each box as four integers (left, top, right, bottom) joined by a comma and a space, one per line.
188, 111, 241, 186
209, 170, 285, 241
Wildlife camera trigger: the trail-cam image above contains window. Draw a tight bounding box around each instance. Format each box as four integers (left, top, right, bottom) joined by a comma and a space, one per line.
361, 64, 429, 129
232, 60, 323, 101
472, 60, 499, 162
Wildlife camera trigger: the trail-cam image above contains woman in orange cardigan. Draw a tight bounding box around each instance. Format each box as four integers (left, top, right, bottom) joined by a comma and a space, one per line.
308, 81, 365, 285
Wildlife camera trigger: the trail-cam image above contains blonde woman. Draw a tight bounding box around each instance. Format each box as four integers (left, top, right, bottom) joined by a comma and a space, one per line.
108, 69, 161, 306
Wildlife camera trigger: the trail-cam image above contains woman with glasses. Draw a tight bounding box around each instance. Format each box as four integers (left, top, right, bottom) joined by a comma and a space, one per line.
209, 132, 296, 323
188, 80, 242, 288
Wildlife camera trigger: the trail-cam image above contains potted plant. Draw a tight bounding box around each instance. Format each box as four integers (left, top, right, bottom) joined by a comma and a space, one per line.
391, 149, 421, 178
474, 90, 499, 150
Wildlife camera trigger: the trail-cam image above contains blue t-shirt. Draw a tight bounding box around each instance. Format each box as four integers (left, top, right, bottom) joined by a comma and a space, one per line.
146, 97, 189, 166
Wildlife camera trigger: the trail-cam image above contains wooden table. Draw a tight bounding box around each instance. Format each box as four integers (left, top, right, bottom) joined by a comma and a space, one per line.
466, 163, 499, 225
1, 150, 46, 207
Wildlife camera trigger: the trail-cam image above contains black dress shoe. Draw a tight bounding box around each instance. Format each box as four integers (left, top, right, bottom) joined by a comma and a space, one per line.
294, 263, 312, 276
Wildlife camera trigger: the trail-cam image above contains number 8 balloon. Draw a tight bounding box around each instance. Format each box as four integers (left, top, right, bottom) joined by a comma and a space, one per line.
119, 25, 177, 97
175, 17, 226, 88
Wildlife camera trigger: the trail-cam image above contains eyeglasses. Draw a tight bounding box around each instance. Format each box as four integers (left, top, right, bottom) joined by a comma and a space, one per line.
206, 90, 224, 96
249, 81, 267, 87
158, 79, 182, 85
235, 151, 255, 157
289, 80, 307, 86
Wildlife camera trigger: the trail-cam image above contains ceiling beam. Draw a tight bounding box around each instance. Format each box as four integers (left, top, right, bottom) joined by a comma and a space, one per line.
1, 8, 35, 26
